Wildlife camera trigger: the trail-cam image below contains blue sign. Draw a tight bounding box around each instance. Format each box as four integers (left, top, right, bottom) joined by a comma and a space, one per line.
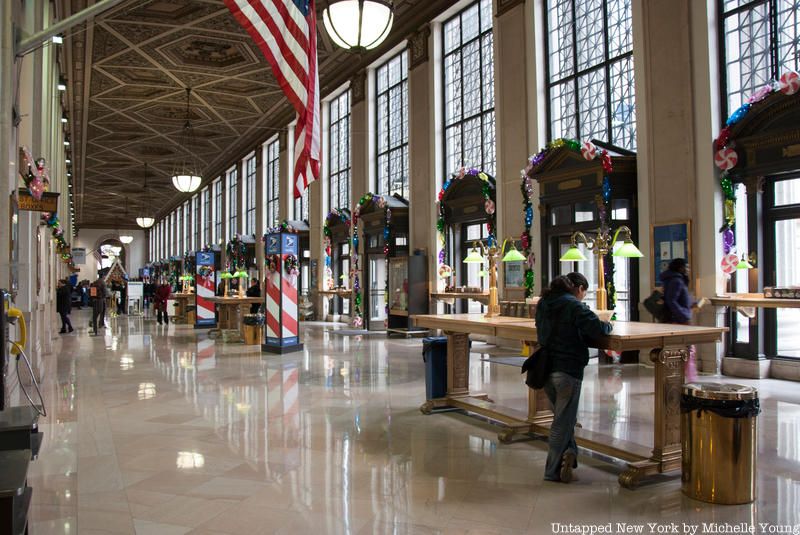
197, 252, 214, 266
282, 233, 298, 255
266, 234, 281, 254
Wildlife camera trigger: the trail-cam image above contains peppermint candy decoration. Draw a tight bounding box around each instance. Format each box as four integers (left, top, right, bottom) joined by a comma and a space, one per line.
714, 148, 738, 170
581, 141, 597, 161
352, 315, 363, 328
720, 253, 739, 275
780, 71, 800, 96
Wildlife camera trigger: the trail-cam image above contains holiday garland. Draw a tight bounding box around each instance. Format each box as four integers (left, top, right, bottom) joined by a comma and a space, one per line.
266, 254, 280, 273
350, 193, 393, 328
197, 265, 214, 278
712, 71, 800, 275
522, 138, 615, 307
436, 167, 496, 270
41, 211, 77, 271
226, 234, 246, 271
266, 220, 299, 234
323, 209, 350, 290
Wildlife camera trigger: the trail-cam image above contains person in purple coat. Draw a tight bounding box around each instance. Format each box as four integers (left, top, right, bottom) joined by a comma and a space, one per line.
661, 258, 694, 325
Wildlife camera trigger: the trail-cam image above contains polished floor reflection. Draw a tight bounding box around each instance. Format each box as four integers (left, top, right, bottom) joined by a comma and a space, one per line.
26, 311, 800, 534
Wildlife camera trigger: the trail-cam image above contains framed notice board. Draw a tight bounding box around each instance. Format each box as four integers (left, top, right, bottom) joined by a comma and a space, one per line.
651, 220, 691, 288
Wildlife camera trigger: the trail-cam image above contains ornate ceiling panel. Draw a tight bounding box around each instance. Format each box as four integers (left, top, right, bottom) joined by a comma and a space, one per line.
60, 0, 452, 229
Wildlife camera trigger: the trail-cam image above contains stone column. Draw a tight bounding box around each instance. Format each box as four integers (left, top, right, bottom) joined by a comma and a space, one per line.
254, 145, 264, 280
633, 0, 724, 372
492, 0, 536, 295
236, 159, 245, 236
311, 107, 328, 318
349, 71, 368, 323
407, 25, 437, 310
278, 129, 290, 222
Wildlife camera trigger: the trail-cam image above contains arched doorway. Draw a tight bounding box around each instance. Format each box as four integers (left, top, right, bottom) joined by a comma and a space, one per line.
94, 236, 126, 278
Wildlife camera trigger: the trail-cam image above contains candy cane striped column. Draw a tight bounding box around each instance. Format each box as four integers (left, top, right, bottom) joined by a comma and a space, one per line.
262, 232, 304, 354
195, 251, 217, 328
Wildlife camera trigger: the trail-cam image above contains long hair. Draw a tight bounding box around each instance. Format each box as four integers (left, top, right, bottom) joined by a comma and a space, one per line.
541, 272, 589, 300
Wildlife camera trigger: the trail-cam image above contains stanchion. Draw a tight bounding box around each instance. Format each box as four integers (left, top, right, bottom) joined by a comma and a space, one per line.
262, 232, 303, 354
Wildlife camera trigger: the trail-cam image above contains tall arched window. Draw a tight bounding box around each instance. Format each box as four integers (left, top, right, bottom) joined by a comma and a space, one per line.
544, 0, 635, 149
443, 0, 496, 176
720, 0, 800, 116
265, 139, 281, 226
376, 50, 409, 198
328, 91, 351, 211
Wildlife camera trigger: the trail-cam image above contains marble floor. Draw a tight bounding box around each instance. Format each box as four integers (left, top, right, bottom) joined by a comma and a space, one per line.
23, 310, 800, 534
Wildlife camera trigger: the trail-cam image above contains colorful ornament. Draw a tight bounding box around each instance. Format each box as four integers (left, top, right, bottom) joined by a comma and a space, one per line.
780, 71, 800, 95
714, 148, 738, 170
581, 141, 597, 160
726, 103, 751, 126
722, 228, 735, 254
748, 83, 774, 104
720, 254, 739, 274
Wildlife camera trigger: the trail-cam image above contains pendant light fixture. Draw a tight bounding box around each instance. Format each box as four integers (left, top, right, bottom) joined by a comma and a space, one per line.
136, 163, 155, 229
119, 198, 134, 244
171, 87, 202, 193
323, 0, 394, 51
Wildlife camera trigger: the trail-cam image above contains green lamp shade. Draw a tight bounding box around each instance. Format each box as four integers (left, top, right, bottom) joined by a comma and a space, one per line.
612, 240, 644, 258
179, 275, 194, 281
463, 249, 485, 263
560, 246, 588, 262
219, 272, 233, 280
736, 258, 754, 269
501, 247, 527, 262
234, 270, 249, 278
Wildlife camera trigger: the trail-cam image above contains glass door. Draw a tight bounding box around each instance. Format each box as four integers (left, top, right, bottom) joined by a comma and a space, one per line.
764, 176, 800, 358
368, 256, 387, 329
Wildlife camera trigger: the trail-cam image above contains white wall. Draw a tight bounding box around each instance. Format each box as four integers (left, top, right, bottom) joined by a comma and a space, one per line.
72, 228, 147, 281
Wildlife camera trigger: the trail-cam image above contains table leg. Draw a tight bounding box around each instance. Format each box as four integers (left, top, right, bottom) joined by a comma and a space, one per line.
420, 331, 477, 414
523, 342, 554, 427
446, 331, 470, 397
619, 346, 687, 489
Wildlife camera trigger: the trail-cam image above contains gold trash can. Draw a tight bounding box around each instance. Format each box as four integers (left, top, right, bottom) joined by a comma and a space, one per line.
681, 383, 760, 504
242, 324, 263, 345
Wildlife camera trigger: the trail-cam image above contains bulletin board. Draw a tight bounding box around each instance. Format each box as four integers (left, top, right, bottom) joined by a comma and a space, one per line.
651, 220, 691, 288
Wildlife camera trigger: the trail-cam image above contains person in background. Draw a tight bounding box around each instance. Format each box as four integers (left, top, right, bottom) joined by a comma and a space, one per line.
153, 279, 172, 325
535, 272, 613, 483
661, 258, 694, 325
660, 258, 706, 381
246, 278, 261, 313
90, 276, 107, 335
56, 279, 74, 334
81, 280, 90, 308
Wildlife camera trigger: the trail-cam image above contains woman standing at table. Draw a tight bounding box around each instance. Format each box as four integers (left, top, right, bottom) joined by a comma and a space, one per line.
535, 272, 613, 483
153, 279, 172, 325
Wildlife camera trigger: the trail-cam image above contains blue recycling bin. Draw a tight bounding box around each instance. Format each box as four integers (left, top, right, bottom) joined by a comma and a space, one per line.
422, 337, 449, 400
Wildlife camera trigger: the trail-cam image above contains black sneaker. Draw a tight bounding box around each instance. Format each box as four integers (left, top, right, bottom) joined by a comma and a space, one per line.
560, 451, 577, 483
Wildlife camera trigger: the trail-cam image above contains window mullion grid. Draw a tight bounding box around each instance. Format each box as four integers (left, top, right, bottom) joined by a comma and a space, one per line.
603, 0, 612, 143
571, 0, 581, 139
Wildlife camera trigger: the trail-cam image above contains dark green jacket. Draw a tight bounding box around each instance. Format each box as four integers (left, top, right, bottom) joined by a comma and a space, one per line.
535, 292, 612, 381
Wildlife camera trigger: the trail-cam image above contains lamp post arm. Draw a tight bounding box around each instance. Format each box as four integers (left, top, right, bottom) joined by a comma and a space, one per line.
571, 231, 592, 251
610, 225, 633, 248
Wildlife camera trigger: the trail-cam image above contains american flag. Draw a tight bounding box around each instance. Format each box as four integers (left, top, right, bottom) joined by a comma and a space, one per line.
224, 0, 321, 199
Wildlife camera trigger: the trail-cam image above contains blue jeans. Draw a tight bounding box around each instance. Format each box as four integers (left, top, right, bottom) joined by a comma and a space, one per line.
543, 371, 582, 480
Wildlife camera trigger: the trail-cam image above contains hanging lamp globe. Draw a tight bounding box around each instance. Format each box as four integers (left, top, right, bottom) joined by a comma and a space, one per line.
171, 87, 203, 193
323, 0, 394, 51
119, 234, 134, 244
136, 217, 155, 229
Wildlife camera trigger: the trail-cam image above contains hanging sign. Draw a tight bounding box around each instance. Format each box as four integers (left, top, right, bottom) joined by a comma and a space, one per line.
72, 247, 86, 265
17, 189, 59, 212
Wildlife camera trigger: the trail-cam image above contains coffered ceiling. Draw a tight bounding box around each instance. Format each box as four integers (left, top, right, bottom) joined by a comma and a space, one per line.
58, 0, 451, 229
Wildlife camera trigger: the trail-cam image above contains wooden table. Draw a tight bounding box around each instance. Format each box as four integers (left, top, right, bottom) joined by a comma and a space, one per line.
206, 297, 262, 342
430, 292, 490, 305
318, 289, 352, 299
412, 313, 726, 489
170, 293, 195, 324
710, 292, 800, 308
